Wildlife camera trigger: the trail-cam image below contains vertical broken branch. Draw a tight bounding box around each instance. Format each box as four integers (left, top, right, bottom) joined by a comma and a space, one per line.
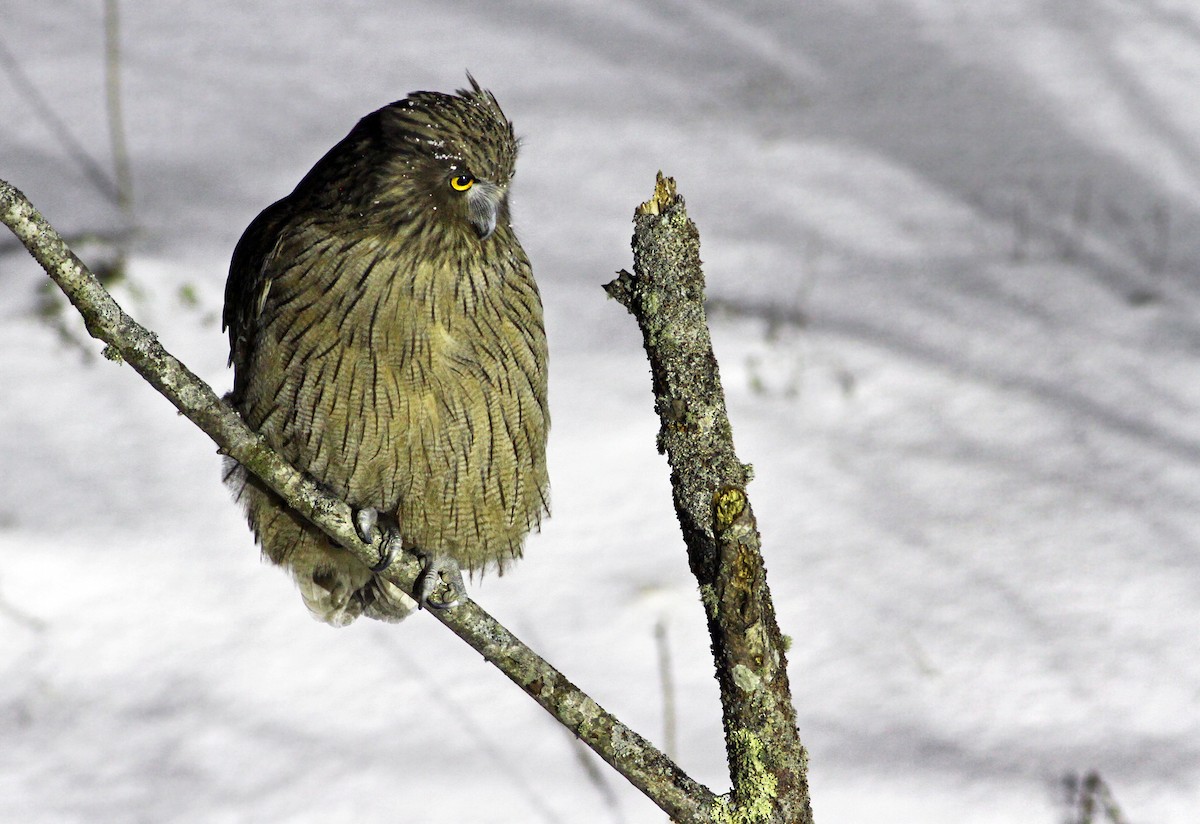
606, 173, 814, 824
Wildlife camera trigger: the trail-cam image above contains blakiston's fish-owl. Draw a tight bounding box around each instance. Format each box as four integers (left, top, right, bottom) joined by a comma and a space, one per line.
223, 77, 549, 625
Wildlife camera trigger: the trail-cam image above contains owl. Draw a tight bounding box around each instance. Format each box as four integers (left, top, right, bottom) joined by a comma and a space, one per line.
223, 77, 549, 625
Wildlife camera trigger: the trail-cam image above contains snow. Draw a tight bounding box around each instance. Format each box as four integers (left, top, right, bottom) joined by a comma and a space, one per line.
3, 1, 1199, 821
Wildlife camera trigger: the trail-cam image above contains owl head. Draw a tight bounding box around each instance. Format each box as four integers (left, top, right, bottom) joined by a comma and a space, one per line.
366, 75, 518, 242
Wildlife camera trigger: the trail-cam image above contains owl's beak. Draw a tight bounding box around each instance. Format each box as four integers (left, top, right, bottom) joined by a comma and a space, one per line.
466, 181, 504, 240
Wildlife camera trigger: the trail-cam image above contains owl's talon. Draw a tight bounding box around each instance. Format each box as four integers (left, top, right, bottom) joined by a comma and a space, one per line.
369, 542, 395, 573
425, 590, 461, 611
354, 508, 399, 572
415, 553, 465, 610
354, 507, 379, 544
370, 527, 402, 573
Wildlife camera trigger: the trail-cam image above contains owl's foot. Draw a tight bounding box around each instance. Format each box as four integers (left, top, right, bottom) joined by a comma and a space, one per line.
353, 507, 397, 573
415, 552, 465, 610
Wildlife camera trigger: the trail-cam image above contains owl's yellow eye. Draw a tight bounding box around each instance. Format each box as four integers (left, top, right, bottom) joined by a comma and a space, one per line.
450, 174, 475, 192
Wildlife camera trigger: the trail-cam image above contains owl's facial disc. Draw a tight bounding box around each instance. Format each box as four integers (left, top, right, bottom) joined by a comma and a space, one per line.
465, 180, 504, 240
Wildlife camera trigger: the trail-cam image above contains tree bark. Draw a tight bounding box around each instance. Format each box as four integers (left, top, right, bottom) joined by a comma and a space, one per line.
606, 173, 814, 824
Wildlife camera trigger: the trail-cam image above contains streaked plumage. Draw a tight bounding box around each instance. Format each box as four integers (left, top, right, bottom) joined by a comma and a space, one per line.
223, 78, 548, 625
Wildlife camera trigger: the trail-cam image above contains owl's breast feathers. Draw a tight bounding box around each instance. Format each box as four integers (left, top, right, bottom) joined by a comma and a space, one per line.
235, 216, 548, 571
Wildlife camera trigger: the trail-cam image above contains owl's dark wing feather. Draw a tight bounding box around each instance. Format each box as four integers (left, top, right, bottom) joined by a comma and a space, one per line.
223, 199, 293, 400
224, 114, 387, 399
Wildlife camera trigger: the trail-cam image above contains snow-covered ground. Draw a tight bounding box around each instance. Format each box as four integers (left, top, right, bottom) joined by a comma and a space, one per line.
3, 1, 1199, 821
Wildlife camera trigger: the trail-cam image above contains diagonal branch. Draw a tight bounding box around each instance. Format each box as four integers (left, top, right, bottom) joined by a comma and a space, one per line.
606, 173, 814, 824
0, 177, 717, 824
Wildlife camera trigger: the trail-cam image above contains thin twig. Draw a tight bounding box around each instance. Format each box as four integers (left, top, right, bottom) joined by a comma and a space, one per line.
1066, 771, 1130, 824
0, 35, 117, 202
104, 0, 133, 223
655, 618, 679, 761
0, 578, 48, 633
381, 637, 564, 824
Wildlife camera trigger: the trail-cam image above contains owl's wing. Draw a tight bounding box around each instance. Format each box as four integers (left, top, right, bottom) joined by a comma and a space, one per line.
223, 199, 293, 402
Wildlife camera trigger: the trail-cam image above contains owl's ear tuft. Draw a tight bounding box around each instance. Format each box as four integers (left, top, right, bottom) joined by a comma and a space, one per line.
462, 70, 484, 96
